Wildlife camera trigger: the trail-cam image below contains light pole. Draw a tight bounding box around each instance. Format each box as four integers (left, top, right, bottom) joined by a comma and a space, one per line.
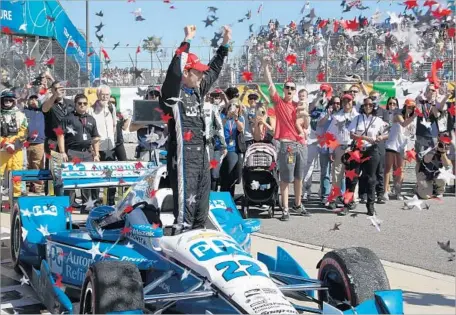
85, 0, 90, 87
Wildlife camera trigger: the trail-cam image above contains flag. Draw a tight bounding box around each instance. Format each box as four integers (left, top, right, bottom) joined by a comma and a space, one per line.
364, 81, 428, 107
84, 87, 145, 112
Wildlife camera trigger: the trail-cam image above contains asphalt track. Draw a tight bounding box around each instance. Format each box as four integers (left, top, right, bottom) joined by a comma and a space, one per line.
235, 167, 456, 276
123, 143, 456, 275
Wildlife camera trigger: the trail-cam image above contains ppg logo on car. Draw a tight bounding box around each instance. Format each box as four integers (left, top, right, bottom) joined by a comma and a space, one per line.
33, 205, 58, 217
189, 239, 249, 261
47, 244, 64, 273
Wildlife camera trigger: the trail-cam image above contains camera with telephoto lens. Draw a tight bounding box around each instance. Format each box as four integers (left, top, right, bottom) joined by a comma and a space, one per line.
0, 115, 18, 137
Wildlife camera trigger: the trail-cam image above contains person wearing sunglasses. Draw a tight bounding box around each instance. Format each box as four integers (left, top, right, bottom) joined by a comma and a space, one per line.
57, 94, 100, 213
0, 90, 28, 197
344, 97, 389, 216
263, 56, 310, 221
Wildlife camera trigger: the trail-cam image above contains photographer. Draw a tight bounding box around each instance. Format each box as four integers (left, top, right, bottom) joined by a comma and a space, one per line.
0, 90, 28, 196
416, 139, 453, 199
252, 105, 274, 143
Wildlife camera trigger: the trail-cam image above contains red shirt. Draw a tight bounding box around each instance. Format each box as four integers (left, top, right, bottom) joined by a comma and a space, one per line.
272, 92, 304, 143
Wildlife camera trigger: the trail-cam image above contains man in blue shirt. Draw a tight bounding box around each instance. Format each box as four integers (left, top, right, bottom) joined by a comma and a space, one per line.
24, 95, 45, 193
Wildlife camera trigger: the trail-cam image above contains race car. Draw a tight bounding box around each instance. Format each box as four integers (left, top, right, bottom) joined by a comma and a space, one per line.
9, 161, 404, 314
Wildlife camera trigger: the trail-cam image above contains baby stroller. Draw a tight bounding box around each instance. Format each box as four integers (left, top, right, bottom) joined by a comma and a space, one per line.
241, 142, 280, 219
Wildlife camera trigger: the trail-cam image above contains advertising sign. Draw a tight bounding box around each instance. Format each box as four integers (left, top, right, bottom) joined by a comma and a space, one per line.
0, 0, 100, 80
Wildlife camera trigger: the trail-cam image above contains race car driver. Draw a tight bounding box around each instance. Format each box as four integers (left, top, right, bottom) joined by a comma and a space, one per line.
0, 90, 28, 196
160, 24, 231, 232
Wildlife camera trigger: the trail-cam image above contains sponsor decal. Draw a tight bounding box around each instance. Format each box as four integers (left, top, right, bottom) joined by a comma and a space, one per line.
120, 256, 149, 263
250, 301, 297, 315
209, 199, 228, 210
0, 10, 12, 21
33, 205, 58, 217
129, 228, 156, 237
244, 288, 262, 298
47, 244, 64, 274
189, 238, 249, 261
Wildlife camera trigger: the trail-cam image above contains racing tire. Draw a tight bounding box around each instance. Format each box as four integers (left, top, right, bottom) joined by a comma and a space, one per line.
10, 203, 23, 274
79, 261, 144, 314
317, 247, 390, 309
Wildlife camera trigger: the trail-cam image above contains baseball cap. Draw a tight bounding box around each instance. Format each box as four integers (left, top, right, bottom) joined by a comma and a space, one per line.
404, 98, 416, 107
184, 53, 210, 72
342, 94, 354, 101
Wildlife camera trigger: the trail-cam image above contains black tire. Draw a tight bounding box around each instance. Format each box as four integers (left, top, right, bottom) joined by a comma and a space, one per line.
10, 203, 22, 274
79, 261, 144, 314
317, 247, 390, 308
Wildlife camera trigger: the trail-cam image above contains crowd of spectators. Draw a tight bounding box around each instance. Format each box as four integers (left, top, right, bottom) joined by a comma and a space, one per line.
240, 8, 455, 84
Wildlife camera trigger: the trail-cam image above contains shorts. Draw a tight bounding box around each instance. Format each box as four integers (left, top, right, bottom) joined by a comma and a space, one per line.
278, 141, 307, 183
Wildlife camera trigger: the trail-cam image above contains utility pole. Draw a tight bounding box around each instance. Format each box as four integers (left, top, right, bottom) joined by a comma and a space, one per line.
85, 0, 90, 87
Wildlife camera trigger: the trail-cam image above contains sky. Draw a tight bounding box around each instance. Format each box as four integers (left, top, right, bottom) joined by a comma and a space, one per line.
58, 0, 425, 69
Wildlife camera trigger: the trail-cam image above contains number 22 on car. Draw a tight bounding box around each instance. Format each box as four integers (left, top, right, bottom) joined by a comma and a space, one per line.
215, 260, 268, 282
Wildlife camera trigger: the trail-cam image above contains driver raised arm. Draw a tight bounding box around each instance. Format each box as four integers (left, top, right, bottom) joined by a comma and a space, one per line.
159, 24, 231, 232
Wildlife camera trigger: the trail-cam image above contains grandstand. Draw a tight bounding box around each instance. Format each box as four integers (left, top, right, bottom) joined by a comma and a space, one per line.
0, 0, 101, 89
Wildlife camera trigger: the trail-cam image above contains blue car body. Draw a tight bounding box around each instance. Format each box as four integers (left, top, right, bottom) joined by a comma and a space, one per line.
9, 163, 404, 314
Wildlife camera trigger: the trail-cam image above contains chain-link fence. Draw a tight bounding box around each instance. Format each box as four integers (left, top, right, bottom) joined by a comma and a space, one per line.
0, 34, 85, 90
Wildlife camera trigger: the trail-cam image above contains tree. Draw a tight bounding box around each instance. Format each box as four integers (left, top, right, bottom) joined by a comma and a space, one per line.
142, 36, 162, 81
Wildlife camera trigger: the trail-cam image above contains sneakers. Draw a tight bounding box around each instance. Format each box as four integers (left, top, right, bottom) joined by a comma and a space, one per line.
337, 206, 349, 216
327, 201, 337, 210
291, 204, 311, 216
377, 195, 386, 204
280, 209, 290, 221
383, 192, 390, 201
302, 191, 309, 202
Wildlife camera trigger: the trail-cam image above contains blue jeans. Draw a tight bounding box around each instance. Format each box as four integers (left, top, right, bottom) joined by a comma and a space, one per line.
319, 151, 332, 199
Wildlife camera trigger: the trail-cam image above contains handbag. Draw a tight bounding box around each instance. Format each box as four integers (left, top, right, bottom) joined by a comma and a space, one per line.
236, 132, 247, 153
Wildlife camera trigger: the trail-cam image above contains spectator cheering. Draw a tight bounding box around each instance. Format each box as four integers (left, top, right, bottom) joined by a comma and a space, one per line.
263, 55, 310, 221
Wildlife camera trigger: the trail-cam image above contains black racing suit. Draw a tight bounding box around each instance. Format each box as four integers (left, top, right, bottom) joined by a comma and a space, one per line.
159, 41, 228, 230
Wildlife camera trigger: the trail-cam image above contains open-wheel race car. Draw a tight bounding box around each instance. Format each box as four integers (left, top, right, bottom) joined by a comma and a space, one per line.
9, 161, 404, 314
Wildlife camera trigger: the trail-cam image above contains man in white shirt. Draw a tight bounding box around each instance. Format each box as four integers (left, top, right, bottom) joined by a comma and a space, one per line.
88, 84, 117, 204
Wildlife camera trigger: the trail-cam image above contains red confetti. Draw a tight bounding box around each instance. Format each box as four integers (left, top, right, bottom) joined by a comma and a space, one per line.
328, 186, 342, 203
318, 19, 328, 29
152, 222, 161, 229
2, 202, 10, 210
53, 126, 64, 136
183, 130, 193, 142
343, 191, 354, 205
12, 176, 22, 184
65, 206, 75, 213
1, 26, 13, 35
316, 72, 325, 82
119, 178, 126, 185
268, 161, 277, 171
268, 41, 275, 49
136, 46, 141, 54
225, 207, 233, 213
161, 113, 172, 123
45, 57, 56, 65
308, 49, 317, 55
24, 57, 36, 67
121, 227, 132, 235
88, 51, 95, 57
414, 108, 424, 117
345, 169, 358, 181
403, 0, 418, 10
393, 168, 402, 177
45, 153, 51, 159
101, 48, 110, 60
345, 17, 359, 31
347, 150, 362, 163
39, 88, 47, 95
448, 105, 456, 117
23, 141, 30, 148
285, 54, 297, 66
209, 159, 218, 169
54, 273, 63, 288
149, 189, 157, 198
13, 37, 23, 44
448, 28, 455, 38
169, 5, 176, 9
424, 0, 438, 7
123, 206, 134, 214
134, 161, 144, 170
327, 139, 339, 151
242, 71, 253, 82
432, 8, 452, 19
72, 157, 82, 165
435, 59, 444, 70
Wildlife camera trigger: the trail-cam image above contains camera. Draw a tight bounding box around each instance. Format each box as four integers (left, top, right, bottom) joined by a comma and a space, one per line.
0, 115, 18, 137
